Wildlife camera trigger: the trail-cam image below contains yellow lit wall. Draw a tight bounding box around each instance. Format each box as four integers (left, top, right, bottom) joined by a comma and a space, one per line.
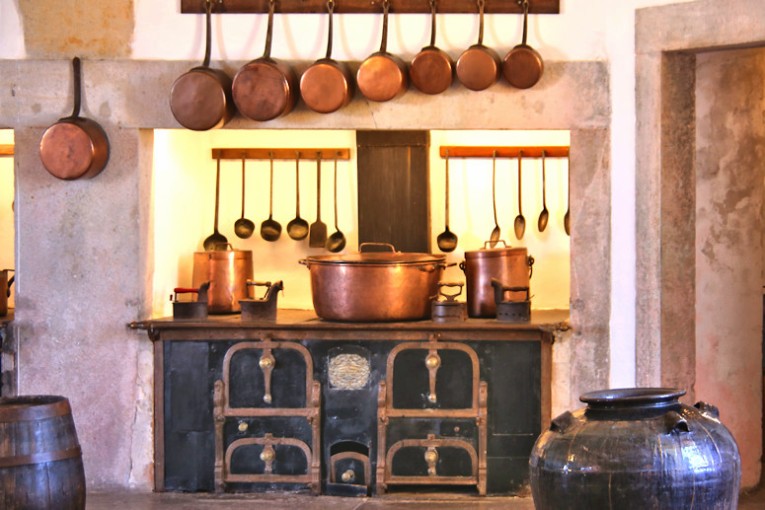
0, 130, 14, 310
152, 129, 569, 317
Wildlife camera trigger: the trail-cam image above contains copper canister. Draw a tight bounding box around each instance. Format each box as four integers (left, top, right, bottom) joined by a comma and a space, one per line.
192, 247, 253, 314
460, 241, 533, 318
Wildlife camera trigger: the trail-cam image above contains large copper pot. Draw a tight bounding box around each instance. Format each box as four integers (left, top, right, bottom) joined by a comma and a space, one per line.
300, 243, 447, 322
192, 245, 253, 314
460, 241, 533, 318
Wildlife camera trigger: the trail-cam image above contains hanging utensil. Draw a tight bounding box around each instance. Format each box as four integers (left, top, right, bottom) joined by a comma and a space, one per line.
356, 0, 408, 102
537, 150, 549, 232
326, 158, 347, 253
436, 150, 458, 252
260, 153, 282, 242
39, 57, 110, 180
309, 153, 328, 247
502, 0, 544, 89
409, 0, 453, 95
203, 156, 228, 250
489, 150, 501, 247
564, 160, 571, 236
513, 151, 526, 240
232, 0, 297, 121
299, 0, 354, 113
234, 155, 256, 239
455, 0, 501, 91
169, 0, 234, 131
287, 152, 310, 240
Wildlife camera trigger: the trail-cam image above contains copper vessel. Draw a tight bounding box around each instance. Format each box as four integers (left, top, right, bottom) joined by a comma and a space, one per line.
460, 241, 533, 318
192, 246, 253, 314
300, 243, 447, 322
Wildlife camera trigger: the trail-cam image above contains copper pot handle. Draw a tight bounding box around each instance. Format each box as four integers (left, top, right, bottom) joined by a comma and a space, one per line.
359, 242, 397, 253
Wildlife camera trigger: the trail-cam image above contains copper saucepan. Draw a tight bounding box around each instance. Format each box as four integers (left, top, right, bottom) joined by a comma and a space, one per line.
299, 0, 354, 113
356, 0, 408, 103
409, 0, 453, 95
39, 57, 110, 180
170, 0, 234, 131
232, 0, 298, 121
502, 0, 544, 89
456, 0, 501, 91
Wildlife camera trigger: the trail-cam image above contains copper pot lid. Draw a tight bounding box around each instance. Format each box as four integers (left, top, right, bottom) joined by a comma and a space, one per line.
464, 240, 526, 259
303, 243, 445, 266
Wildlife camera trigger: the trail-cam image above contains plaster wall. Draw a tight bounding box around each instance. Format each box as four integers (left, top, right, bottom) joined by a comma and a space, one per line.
695, 47, 765, 489
636, 0, 765, 488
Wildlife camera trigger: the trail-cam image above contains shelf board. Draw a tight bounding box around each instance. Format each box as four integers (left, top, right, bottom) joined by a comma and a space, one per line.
181, 0, 560, 15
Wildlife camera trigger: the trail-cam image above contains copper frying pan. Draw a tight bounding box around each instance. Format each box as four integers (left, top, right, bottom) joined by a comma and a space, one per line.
39, 57, 109, 180
232, 0, 298, 121
456, 0, 500, 91
299, 0, 354, 113
502, 0, 544, 89
170, 0, 234, 131
409, 0, 453, 95
356, 0, 408, 103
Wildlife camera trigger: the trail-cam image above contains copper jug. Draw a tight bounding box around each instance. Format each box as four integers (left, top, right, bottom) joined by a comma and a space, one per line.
192, 245, 253, 314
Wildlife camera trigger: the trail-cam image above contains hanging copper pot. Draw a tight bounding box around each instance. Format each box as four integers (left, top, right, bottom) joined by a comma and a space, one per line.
409, 0, 453, 95
39, 57, 110, 180
299, 0, 354, 113
456, 0, 501, 91
356, 0, 408, 103
502, 0, 544, 89
232, 0, 298, 121
169, 0, 235, 131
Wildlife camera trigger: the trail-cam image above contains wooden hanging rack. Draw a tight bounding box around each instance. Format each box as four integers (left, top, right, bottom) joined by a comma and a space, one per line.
182, 0, 560, 15
439, 146, 569, 159
0, 144, 13, 157
211, 148, 350, 160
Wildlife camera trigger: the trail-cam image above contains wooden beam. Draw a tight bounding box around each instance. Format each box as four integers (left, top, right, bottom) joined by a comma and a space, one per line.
182, 0, 560, 15
439, 146, 569, 159
211, 148, 350, 160
0, 144, 13, 157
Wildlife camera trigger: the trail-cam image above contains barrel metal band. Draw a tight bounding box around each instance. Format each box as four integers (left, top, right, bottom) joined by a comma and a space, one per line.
0, 398, 72, 422
0, 446, 82, 468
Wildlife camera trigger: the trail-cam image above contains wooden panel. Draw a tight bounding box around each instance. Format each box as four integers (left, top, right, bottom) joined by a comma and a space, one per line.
182, 0, 561, 15
356, 130, 429, 254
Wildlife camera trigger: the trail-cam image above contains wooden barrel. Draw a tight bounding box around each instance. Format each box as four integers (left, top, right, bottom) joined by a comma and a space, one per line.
0, 396, 85, 510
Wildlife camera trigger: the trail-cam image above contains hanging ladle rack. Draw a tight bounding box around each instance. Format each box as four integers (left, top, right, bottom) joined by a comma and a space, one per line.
439, 146, 569, 159
211, 148, 350, 160
182, 0, 560, 15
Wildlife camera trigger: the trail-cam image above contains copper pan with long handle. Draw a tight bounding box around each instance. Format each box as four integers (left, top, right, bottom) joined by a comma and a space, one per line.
39, 57, 110, 180
456, 0, 501, 92
502, 0, 544, 89
409, 0, 453, 95
300, 0, 354, 113
233, 0, 298, 121
356, 0, 408, 103
170, 0, 235, 131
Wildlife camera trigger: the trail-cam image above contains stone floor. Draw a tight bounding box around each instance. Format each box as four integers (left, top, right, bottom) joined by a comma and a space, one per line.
86, 484, 765, 509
